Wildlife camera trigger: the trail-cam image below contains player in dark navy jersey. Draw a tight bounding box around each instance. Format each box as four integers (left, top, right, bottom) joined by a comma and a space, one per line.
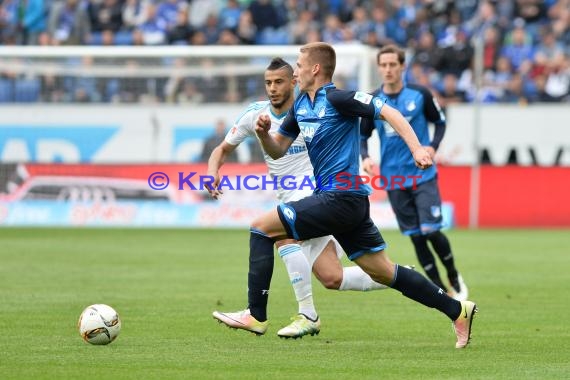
249, 42, 477, 348
360, 44, 469, 301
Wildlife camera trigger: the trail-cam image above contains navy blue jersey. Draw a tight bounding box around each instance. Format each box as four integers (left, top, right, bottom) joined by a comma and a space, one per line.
279, 83, 386, 196
360, 84, 445, 189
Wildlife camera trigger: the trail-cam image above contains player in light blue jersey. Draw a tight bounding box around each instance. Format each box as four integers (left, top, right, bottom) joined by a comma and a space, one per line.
253, 42, 477, 349
207, 58, 389, 339
360, 44, 469, 301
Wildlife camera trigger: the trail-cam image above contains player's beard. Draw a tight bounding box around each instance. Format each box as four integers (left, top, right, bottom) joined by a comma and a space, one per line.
271, 91, 291, 110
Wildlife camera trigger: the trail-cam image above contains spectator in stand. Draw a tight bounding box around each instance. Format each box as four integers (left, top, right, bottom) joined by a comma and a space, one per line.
1, 0, 568, 106
334, 0, 361, 23
163, 57, 186, 102
464, 0, 499, 39
305, 27, 322, 44
436, 29, 474, 78
0, 0, 20, 44
133, 3, 167, 45
217, 28, 239, 45
87, 0, 124, 45
535, 28, 566, 63
548, 0, 570, 54
22, 0, 48, 45
321, 14, 344, 44
542, 54, 570, 101
500, 73, 535, 104
534, 73, 560, 102
47, 0, 91, 45
487, 56, 514, 99
288, 9, 319, 45
248, 0, 285, 34
200, 13, 222, 44
347, 6, 372, 44
438, 73, 468, 110
194, 58, 227, 102
65, 56, 101, 102
368, 6, 395, 47
235, 9, 256, 44
156, 0, 188, 37
190, 29, 207, 45
122, 0, 151, 31
218, 0, 242, 32
514, 0, 548, 41
167, 9, 193, 45
188, 0, 221, 30
411, 31, 442, 72
501, 20, 536, 71
482, 26, 502, 71
386, 0, 412, 46
176, 80, 205, 104
454, 0, 479, 22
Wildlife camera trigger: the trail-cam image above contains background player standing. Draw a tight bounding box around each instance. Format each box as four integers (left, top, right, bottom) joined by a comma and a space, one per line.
361, 44, 469, 301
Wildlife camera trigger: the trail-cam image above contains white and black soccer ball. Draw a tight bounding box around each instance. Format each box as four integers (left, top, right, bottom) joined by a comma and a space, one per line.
78, 304, 121, 345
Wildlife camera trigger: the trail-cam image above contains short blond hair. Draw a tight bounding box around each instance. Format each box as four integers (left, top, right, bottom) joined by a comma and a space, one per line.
300, 42, 336, 79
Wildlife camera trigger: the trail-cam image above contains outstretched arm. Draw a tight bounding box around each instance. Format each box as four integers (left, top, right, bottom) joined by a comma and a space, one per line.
327, 89, 432, 169
379, 104, 432, 168
206, 141, 238, 199
255, 114, 294, 160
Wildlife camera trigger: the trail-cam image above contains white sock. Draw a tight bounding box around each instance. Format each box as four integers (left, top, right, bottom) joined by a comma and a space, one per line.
339, 266, 388, 291
278, 244, 317, 320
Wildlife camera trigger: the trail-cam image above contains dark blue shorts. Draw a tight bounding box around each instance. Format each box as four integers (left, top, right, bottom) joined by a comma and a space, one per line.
387, 177, 444, 236
276, 192, 386, 260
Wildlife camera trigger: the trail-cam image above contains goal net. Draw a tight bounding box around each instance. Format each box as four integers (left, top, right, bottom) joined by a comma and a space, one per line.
0, 45, 375, 104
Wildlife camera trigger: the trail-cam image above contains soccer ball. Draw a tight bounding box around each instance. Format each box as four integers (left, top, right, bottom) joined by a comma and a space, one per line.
78, 304, 121, 345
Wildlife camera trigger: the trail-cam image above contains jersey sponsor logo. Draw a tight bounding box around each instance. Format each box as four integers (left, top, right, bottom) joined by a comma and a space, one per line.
299, 122, 319, 143
383, 121, 397, 136
286, 145, 307, 155
354, 91, 373, 104
297, 108, 308, 115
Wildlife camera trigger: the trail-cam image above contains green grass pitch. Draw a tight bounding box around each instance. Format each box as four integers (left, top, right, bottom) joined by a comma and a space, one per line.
1, 228, 569, 379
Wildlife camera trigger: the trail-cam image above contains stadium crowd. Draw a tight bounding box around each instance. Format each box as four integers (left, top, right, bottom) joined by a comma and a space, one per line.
0, 0, 568, 104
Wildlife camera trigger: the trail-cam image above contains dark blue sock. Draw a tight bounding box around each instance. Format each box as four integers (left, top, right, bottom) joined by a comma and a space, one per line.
426, 231, 459, 280
391, 265, 462, 320
248, 230, 275, 322
411, 234, 447, 291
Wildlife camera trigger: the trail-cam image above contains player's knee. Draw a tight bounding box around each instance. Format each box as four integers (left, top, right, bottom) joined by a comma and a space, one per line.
410, 234, 426, 246
318, 272, 343, 290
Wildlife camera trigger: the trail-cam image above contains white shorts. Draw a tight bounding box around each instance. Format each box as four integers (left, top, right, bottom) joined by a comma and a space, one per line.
300, 236, 344, 267
278, 188, 344, 266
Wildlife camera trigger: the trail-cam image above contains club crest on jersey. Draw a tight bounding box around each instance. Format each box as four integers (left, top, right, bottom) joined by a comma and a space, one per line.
354, 91, 373, 104
317, 107, 326, 118
431, 206, 441, 218
405, 100, 416, 111
374, 98, 384, 109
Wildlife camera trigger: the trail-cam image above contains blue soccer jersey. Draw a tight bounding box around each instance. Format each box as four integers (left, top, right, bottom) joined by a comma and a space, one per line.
361, 84, 446, 189
278, 83, 386, 196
